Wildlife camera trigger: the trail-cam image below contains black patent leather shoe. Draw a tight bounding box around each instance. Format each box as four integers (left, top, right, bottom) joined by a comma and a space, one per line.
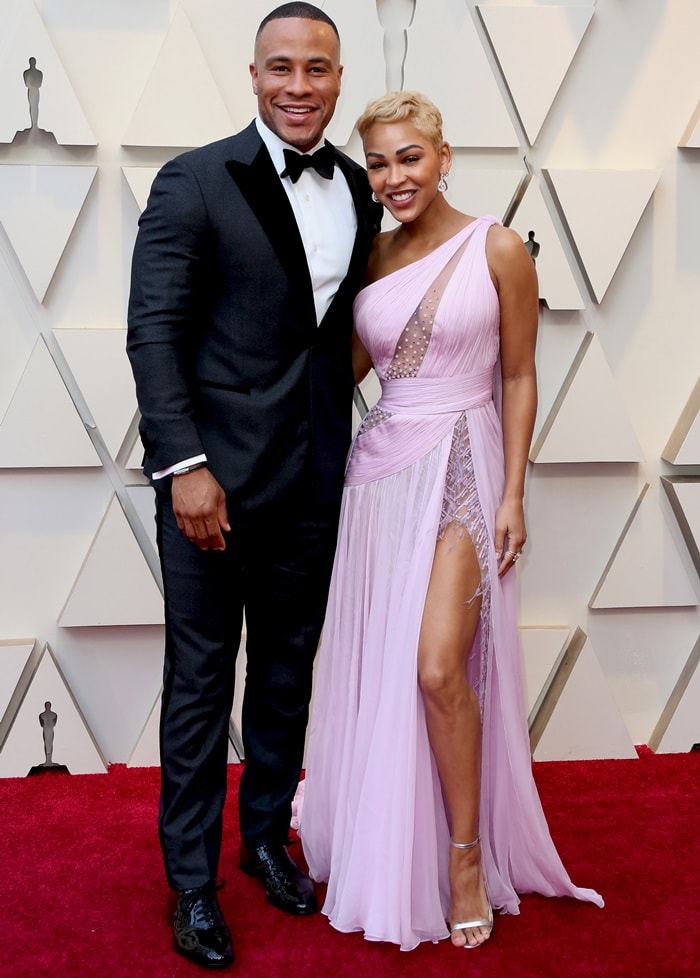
173, 881, 234, 969
240, 842, 317, 915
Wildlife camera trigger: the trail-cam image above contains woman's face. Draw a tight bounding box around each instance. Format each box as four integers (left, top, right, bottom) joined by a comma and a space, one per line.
363, 119, 450, 223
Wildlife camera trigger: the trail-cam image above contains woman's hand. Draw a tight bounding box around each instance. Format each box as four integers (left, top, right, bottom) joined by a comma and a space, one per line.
494, 496, 527, 577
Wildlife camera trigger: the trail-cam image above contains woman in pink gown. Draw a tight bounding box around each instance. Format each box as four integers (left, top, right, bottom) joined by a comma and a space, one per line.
299, 91, 603, 952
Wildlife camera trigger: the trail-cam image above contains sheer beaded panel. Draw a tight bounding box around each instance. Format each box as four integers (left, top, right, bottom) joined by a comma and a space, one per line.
386, 235, 471, 382
385, 286, 437, 379
438, 413, 491, 711
357, 233, 474, 439
357, 404, 393, 433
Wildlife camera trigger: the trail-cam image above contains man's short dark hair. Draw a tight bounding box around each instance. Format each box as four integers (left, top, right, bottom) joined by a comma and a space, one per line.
257, 3, 340, 41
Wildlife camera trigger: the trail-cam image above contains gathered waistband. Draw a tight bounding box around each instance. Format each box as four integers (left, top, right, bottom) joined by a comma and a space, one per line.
378, 370, 493, 416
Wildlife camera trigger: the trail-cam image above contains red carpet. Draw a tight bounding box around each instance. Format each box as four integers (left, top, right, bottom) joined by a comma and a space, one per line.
1, 750, 698, 978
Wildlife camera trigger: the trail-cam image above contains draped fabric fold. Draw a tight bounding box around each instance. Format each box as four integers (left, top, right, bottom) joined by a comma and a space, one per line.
346, 372, 492, 486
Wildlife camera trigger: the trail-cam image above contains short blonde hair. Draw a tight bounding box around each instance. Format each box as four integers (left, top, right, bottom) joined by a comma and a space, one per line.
356, 91, 444, 152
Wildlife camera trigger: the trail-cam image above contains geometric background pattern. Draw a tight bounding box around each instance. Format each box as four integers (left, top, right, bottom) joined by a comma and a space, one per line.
122, 8, 234, 148
588, 482, 698, 610
0, 0, 96, 145
679, 101, 700, 149
662, 378, 700, 465
0, 335, 101, 467
477, 3, 595, 146
543, 167, 662, 303
530, 332, 645, 463
507, 177, 585, 310
0, 164, 97, 301
0, 0, 698, 774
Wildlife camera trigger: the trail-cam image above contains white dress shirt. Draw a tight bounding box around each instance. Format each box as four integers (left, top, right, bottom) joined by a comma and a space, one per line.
255, 117, 356, 324
153, 118, 357, 480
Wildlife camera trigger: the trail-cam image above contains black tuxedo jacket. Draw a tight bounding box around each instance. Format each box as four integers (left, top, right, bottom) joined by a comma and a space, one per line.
127, 122, 381, 516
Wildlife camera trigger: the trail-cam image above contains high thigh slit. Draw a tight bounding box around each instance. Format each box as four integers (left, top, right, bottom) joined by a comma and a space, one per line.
299, 216, 603, 950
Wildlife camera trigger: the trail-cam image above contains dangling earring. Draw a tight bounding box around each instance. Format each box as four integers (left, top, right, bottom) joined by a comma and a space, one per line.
438, 172, 449, 193
372, 191, 380, 203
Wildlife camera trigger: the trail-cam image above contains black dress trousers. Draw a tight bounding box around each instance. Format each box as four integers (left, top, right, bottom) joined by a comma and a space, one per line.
155, 491, 338, 891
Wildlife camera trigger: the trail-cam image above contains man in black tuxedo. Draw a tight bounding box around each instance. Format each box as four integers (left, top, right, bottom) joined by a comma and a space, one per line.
127, 3, 381, 968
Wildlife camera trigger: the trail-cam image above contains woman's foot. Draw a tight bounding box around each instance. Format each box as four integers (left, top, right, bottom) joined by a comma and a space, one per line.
448, 837, 493, 949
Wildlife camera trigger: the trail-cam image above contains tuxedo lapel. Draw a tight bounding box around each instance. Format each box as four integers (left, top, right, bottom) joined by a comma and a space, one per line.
225, 126, 377, 333
225, 129, 315, 323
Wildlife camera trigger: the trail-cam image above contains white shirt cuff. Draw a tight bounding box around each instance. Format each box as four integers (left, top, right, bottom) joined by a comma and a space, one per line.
152, 454, 207, 480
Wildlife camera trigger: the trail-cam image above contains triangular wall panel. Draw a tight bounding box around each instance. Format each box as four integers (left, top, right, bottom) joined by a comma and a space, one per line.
590, 483, 698, 609
0, 164, 97, 302
54, 328, 137, 459
509, 178, 585, 309
662, 378, 700, 464
0, 0, 96, 145
518, 626, 571, 722
0, 643, 107, 776
679, 102, 700, 148
662, 477, 700, 578
118, 414, 142, 469
530, 332, 644, 463
0, 336, 100, 468
125, 434, 145, 472
544, 168, 661, 302
0, 249, 36, 418
125, 485, 158, 557
59, 494, 164, 627
0, 639, 35, 733
127, 690, 161, 768
122, 166, 160, 214
477, 4, 594, 145
649, 635, 700, 754
192, 0, 271, 134
322, 0, 386, 146
448, 166, 526, 228
531, 630, 637, 761
404, 0, 518, 147
122, 8, 234, 147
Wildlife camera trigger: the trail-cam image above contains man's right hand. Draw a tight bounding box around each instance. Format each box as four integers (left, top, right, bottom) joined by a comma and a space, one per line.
171, 467, 230, 551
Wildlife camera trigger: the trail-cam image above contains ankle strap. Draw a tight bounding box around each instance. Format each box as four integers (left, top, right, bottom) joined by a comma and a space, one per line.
449, 834, 480, 849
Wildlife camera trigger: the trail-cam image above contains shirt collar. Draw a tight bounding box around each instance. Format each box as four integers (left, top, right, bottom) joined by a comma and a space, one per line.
255, 116, 327, 178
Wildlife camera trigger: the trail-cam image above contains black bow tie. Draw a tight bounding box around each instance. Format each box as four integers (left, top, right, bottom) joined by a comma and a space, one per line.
280, 145, 335, 183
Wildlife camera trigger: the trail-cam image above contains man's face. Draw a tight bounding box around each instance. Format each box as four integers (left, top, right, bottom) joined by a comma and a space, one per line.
250, 17, 342, 152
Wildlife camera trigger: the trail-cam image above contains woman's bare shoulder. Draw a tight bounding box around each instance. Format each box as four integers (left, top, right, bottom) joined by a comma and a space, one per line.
485, 223, 527, 260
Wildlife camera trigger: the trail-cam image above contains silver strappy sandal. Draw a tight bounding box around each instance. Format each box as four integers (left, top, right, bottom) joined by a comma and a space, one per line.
448, 834, 493, 948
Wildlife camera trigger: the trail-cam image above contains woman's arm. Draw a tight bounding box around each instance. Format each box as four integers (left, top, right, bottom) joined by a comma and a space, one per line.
352, 328, 373, 385
486, 225, 539, 577
352, 233, 387, 385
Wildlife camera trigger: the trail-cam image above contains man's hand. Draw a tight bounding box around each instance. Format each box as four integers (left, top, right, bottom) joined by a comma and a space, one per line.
171, 467, 230, 551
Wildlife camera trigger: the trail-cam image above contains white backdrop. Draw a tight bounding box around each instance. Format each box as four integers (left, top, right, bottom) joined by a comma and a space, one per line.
0, 0, 698, 775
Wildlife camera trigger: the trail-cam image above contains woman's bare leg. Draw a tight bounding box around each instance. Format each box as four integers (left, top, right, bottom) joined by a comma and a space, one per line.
417, 523, 491, 948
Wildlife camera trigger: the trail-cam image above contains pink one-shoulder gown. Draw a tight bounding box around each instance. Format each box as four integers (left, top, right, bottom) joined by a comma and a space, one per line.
299, 217, 603, 950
